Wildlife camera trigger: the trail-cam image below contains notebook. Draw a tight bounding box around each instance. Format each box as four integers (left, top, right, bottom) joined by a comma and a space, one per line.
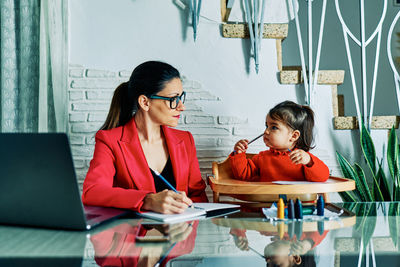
138, 203, 240, 223
0, 133, 128, 230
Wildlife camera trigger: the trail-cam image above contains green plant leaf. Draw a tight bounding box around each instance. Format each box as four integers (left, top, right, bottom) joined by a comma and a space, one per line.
338, 191, 358, 202
376, 160, 391, 201
387, 126, 399, 199
362, 203, 377, 249
354, 204, 368, 233
360, 123, 376, 175
354, 163, 374, 202
370, 164, 384, 202
336, 152, 365, 200
388, 202, 399, 247
342, 202, 357, 211
396, 143, 400, 201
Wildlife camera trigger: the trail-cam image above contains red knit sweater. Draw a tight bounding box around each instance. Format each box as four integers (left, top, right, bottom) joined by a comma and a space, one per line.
229, 149, 329, 182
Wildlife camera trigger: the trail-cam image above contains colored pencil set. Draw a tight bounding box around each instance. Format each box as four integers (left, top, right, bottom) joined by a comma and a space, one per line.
277, 195, 325, 219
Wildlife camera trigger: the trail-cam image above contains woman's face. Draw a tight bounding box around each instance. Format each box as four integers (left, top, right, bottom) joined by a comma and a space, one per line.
263, 115, 297, 151
148, 78, 185, 127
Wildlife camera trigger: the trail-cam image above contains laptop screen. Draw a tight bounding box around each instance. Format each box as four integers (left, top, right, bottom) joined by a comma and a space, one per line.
0, 133, 88, 230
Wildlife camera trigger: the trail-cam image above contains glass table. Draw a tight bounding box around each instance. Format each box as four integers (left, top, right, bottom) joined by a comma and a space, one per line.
0, 202, 399, 267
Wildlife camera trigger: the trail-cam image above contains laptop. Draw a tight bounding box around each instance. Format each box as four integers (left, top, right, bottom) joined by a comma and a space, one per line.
0, 133, 128, 230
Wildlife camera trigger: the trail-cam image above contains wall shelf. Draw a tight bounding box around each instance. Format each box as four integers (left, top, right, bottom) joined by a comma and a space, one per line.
279, 67, 345, 85
333, 116, 400, 130
222, 23, 288, 39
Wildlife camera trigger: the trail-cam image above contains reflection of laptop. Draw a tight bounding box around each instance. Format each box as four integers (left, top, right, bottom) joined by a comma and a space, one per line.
0, 133, 128, 230
0, 224, 86, 267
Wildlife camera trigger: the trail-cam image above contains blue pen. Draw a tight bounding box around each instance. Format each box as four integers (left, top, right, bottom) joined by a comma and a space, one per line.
154, 242, 177, 267
152, 170, 178, 193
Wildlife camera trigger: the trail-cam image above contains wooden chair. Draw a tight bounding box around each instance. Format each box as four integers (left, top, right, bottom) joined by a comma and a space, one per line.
209, 153, 355, 203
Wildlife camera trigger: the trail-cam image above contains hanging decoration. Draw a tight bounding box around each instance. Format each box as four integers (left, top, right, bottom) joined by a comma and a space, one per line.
188, 0, 202, 41
243, 0, 266, 73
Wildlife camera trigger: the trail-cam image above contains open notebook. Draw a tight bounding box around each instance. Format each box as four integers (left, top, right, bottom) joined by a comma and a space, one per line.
138, 203, 240, 223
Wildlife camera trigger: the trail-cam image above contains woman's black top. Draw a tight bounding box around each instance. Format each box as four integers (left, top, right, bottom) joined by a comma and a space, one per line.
150, 157, 176, 192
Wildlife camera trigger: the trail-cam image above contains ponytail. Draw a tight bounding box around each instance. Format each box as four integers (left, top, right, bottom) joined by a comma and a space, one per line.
100, 82, 133, 130
297, 105, 315, 151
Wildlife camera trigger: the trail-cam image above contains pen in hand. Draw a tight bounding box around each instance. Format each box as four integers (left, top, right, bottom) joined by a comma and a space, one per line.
248, 133, 264, 145
152, 169, 193, 207
152, 170, 178, 193
233, 133, 264, 154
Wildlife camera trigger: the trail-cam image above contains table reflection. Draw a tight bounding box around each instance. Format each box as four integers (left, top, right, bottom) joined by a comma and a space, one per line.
89, 220, 198, 267
0, 202, 400, 267
212, 203, 356, 267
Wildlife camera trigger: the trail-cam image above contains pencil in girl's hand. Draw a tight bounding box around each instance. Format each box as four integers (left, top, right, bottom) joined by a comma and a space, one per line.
248, 133, 264, 145
233, 133, 264, 154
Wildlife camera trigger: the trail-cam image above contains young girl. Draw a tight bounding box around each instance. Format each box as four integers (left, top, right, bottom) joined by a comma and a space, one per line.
230, 100, 329, 182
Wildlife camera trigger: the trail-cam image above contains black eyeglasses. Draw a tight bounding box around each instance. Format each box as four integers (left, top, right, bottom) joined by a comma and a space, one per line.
149, 91, 186, 109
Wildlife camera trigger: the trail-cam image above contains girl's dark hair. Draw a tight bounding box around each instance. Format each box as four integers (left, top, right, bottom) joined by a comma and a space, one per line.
268, 100, 315, 151
266, 251, 316, 267
100, 61, 181, 130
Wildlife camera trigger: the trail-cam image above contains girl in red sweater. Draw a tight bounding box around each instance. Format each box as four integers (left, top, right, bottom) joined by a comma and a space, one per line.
230, 101, 329, 182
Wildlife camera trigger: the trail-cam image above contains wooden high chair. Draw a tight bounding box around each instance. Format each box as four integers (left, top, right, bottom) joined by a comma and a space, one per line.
208, 153, 355, 203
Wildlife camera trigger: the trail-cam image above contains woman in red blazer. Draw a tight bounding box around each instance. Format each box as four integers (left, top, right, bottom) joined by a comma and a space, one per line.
82, 61, 208, 213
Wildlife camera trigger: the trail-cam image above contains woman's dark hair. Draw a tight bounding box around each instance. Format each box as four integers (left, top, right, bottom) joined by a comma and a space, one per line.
268, 100, 315, 152
100, 61, 181, 130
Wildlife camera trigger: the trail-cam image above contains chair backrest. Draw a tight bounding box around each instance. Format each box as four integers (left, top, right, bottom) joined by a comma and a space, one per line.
212, 153, 256, 182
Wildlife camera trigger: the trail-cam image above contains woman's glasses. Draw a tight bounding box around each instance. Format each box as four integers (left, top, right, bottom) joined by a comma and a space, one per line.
149, 91, 186, 109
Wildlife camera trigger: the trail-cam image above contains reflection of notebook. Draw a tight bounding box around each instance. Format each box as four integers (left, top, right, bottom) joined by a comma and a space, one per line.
138, 203, 240, 223
0, 133, 128, 230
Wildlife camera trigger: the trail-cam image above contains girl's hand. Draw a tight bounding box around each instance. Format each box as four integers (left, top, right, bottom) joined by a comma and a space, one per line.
142, 190, 192, 214
234, 139, 249, 154
232, 234, 249, 251
290, 240, 313, 255
289, 149, 313, 166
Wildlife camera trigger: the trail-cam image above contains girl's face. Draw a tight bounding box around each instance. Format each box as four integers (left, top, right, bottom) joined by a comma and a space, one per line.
263, 115, 299, 151
148, 78, 185, 127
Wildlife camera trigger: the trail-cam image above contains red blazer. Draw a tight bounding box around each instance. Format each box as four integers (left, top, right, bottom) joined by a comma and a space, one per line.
82, 118, 208, 212
230, 149, 329, 182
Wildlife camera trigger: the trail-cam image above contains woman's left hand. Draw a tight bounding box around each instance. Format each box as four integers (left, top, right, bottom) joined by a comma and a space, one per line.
289, 149, 313, 166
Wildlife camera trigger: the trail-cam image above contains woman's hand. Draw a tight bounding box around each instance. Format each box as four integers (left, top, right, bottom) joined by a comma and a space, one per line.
289, 149, 313, 166
234, 139, 249, 154
142, 190, 193, 214
149, 221, 193, 243
167, 222, 193, 243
